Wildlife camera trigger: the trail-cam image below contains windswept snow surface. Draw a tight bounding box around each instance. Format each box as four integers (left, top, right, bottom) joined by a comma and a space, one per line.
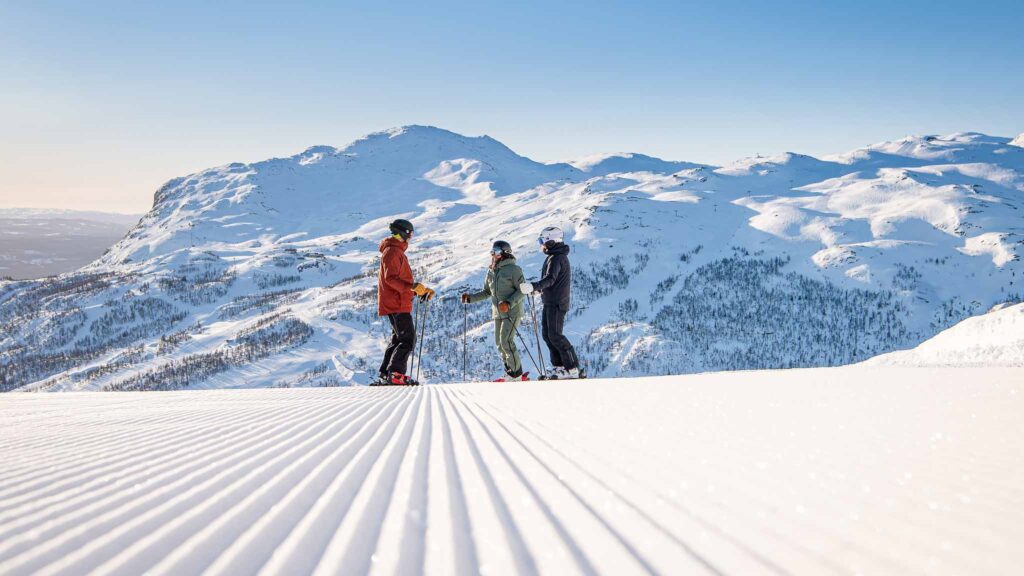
869, 303, 1024, 366
2, 367, 1022, 575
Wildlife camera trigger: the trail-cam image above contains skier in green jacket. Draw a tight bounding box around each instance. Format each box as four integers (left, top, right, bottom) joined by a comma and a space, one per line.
461, 241, 529, 382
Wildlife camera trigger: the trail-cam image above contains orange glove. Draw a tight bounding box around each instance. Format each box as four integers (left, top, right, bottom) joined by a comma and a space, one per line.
498, 301, 510, 314
413, 283, 428, 296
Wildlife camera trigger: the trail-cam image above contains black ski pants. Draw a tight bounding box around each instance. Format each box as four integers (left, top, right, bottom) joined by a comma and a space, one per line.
541, 302, 578, 370
380, 312, 416, 376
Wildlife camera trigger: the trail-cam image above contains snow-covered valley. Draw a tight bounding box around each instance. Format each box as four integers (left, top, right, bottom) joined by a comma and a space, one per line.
1, 366, 1021, 575
2, 126, 1023, 391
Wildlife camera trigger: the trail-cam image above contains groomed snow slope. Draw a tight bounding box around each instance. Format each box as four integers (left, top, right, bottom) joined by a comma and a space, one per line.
2, 367, 1022, 575
868, 303, 1024, 367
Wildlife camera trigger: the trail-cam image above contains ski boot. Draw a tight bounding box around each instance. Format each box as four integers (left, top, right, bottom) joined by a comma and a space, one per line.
544, 367, 568, 380
388, 372, 420, 386
493, 372, 530, 383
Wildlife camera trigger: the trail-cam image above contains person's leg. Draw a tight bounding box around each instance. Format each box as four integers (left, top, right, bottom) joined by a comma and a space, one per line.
385, 312, 416, 375
542, 303, 564, 368
379, 314, 400, 376
547, 304, 579, 370
508, 316, 523, 376
496, 317, 522, 376
493, 320, 505, 373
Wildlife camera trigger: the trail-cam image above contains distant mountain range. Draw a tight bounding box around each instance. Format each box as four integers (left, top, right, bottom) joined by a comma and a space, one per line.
0, 209, 141, 280
2, 126, 1022, 391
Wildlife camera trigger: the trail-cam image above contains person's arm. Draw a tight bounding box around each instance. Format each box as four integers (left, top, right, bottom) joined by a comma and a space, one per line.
467, 274, 491, 304
532, 255, 562, 292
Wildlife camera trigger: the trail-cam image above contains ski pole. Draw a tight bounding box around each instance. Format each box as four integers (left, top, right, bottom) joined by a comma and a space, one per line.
513, 323, 542, 375
415, 297, 430, 382
411, 295, 427, 379
408, 297, 419, 379
462, 302, 468, 382
411, 295, 423, 381
528, 294, 547, 377
419, 297, 431, 382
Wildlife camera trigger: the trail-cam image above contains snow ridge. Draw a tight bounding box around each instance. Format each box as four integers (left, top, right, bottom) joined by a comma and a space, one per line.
868, 303, 1024, 366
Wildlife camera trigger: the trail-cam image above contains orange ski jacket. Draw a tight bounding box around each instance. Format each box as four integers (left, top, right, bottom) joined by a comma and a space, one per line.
377, 236, 415, 315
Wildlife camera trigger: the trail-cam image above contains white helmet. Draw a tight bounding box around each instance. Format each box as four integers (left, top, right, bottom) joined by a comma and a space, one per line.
537, 226, 564, 246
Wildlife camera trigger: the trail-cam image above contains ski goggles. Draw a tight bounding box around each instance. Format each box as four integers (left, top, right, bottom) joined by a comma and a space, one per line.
491, 246, 505, 255
537, 235, 547, 245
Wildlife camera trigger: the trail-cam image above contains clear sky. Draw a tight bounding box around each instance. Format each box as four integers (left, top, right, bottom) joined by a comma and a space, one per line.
2, 0, 1022, 213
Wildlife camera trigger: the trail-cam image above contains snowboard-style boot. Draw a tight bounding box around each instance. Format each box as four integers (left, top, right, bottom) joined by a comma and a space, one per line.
369, 372, 390, 386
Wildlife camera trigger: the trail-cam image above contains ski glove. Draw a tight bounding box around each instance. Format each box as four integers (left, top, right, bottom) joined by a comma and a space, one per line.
498, 301, 510, 314
460, 293, 471, 304
519, 282, 534, 295
413, 283, 435, 300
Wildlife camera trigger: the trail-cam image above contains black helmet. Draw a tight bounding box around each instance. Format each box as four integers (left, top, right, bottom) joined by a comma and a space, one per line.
491, 240, 513, 256
389, 219, 414, 240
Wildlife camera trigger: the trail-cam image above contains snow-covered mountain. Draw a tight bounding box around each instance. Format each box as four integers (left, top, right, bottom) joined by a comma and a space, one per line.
2, 126, 1022, 391
0, 209, 141, 280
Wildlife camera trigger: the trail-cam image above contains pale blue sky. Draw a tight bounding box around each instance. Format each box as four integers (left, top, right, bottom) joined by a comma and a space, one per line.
2, 0, 1022, 212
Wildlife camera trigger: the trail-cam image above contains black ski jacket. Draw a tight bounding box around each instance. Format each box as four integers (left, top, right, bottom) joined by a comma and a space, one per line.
532, 242, 571, 307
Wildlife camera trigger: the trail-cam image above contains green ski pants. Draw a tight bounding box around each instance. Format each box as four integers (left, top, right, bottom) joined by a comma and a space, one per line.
494, 316, 523, 377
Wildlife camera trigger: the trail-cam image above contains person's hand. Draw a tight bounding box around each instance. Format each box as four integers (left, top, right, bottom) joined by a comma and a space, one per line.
460, 293, 471, 304
519, 282, 534, 295
422, 287, 435, 301
413, 283, 427, 296
498, 301, 510, 314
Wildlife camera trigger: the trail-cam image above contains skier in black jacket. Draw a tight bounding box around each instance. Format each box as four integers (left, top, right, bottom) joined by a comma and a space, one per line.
520, 226, 581, 379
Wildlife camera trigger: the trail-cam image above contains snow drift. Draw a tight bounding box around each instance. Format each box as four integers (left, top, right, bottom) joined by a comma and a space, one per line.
868, 303, 1024, 366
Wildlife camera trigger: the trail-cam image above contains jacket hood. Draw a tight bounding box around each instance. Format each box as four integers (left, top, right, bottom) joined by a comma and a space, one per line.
379, 236, 408, 253
544, 242, 570, 256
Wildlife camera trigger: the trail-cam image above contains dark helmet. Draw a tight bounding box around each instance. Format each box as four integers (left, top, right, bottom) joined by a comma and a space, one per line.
389, 219, 414, 240
491, 240, 513, 256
